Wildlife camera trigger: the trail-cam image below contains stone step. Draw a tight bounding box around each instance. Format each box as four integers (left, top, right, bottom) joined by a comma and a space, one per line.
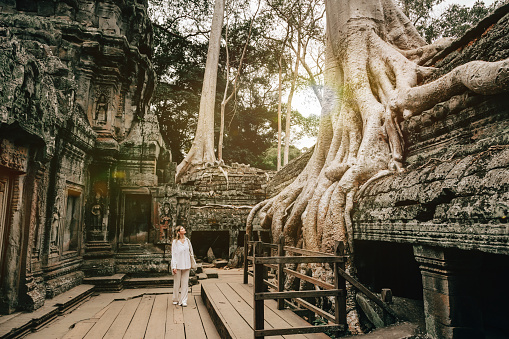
53, 284, 96, 312
213, 259, 228, 268
204, 269, 219, 279
125, 276, 174, 288
83, 274, 126, 292
0, 285, 95, 339
342, 322, 419, 338
197, 273, 208, 280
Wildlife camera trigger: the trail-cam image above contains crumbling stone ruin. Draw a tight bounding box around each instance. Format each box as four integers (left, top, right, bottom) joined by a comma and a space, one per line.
0, 0, 164, 313
153, 162, 270, 262
0, 0, 270, 315
268, 4, 509, 338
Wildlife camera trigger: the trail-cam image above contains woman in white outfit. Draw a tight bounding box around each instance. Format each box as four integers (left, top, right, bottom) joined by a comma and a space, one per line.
171, 225, 194, 306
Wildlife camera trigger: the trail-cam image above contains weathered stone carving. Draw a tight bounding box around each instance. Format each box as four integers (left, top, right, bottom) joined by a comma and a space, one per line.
50, 198, 61, 252
0, 0, 161, 313
157, 201, 174, 243
0, 139, 29, 172
95, 94, 108, 124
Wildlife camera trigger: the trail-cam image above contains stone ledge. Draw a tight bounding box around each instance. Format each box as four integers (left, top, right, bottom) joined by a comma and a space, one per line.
0, 285, 94, 338
83, 274, 126, 292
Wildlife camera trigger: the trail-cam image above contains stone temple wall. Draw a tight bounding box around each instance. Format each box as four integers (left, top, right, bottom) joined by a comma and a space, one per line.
152, 163, 271, 261
351, 7, 509, 337
0, 0, 271, 314
0, 0, 168, 313
352, 3, 509, 256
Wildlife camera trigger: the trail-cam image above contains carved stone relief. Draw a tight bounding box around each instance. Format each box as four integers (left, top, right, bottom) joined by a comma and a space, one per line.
0, 139, 28, 173
157, 199, 176, 244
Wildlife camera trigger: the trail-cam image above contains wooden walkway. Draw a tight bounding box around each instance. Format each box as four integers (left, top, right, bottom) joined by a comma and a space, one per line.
202, 282, 330, 339
2, 270, 334, 339
61, 286, 220, 339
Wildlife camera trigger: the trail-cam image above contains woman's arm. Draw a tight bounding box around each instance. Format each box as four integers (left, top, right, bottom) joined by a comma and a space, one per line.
188, 238, 195, 258
171, 240, 177, 270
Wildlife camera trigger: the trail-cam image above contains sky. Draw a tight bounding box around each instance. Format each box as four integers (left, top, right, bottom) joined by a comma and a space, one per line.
292, 0, 499, 149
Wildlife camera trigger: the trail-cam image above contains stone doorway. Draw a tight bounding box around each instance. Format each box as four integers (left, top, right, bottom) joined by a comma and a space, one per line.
0, 170, 12, 281
354, 240, 423, 300
191, 230, 230, 260
123, 194, 151, 244
63, 189, 81, 252
480, 252, 509, 338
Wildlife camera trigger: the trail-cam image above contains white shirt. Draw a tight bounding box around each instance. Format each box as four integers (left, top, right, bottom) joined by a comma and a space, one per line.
171, 237, 193, 270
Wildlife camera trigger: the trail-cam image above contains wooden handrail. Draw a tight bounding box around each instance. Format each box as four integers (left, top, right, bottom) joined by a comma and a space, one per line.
244, 236, 397, 338
336, 265, 399, 319
255, 324, 344, 337
283, 245, 336, 257
254, 256, 344, 264
255, 289, 344, 300
293, 297, 335, 323
283, 267, 334, 290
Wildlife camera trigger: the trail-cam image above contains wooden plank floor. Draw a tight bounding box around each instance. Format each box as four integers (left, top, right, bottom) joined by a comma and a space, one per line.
202, 281, 330, 339
61, 287, 219, 339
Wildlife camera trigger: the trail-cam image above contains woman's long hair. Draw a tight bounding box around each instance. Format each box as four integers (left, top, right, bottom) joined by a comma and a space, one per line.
174, 225, 183, 240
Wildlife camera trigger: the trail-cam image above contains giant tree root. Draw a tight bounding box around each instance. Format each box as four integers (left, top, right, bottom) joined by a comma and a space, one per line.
248, 0, 509, 334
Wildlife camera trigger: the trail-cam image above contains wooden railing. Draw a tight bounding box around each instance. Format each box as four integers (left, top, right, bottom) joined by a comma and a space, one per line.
243, 234, 399, 338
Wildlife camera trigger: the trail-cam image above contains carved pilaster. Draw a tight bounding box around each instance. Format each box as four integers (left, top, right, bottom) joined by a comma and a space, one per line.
414, 245, 484, 339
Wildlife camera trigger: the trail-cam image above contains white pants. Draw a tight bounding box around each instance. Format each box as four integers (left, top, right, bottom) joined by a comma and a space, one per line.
173, 269, 190, 305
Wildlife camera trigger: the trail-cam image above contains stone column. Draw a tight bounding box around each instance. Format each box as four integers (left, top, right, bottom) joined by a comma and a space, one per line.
413, 245, 484, 339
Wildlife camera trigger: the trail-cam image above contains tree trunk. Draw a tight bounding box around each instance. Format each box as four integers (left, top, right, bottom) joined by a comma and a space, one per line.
277, 54, 283, 171
248, 0, 509, 333
218, 23, 229, 162
284, 33, 301, 166
175, 0, 225, 182
218, 2, 259, 163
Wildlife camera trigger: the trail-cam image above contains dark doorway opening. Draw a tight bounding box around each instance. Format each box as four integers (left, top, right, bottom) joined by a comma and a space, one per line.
481, 251, 509, 338
354, 240, 423, 300
123, 194, 151, 244
191, 231, 229, 260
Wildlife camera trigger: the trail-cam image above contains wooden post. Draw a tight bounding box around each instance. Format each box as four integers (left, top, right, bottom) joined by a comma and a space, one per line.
263, 242, 269, 293
382, 288, 393, 326
334, 241, 347, 333
253, 241, 264, 338
277, 235, 285, 310
244, 233, 249, 284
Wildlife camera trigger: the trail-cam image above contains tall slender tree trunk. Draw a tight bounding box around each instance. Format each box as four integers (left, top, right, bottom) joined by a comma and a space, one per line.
217, 1, 259, 162
218, 24, 229, 162
277, 52, 284, 171
175, 0, 225, 182
284, 33, 301, 166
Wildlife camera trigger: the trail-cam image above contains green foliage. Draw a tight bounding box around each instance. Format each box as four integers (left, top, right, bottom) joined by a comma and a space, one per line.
424, 0, 500, 42
397, 0, 501, 43
397, 0, 445, 27
290, 111, 319, 143
149, 0, 319, 167
257, 144, 302, 170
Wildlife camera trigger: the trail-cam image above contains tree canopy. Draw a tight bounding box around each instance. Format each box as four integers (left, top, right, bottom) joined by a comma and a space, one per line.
149, 0, 499, 169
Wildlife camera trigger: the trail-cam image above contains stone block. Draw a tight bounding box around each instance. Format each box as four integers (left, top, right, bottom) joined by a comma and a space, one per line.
204, 270, 219, 279
423, 289, 452, 326
213, 259, 228, 268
